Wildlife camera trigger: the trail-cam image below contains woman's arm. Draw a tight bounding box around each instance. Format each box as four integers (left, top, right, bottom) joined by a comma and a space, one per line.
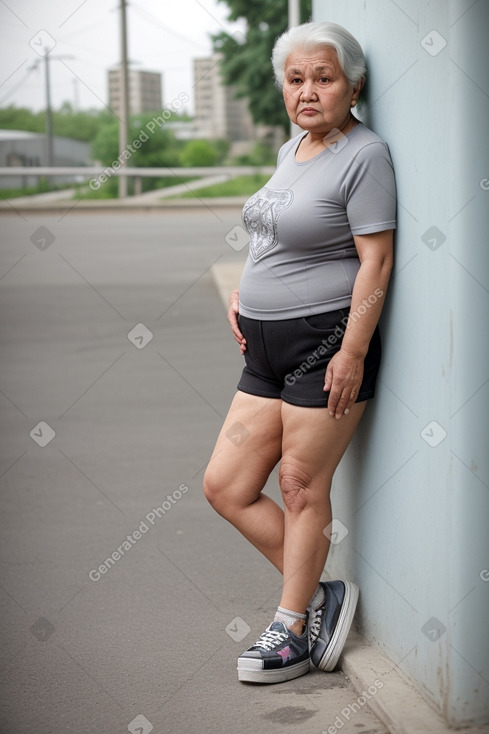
324, 229, 394, 419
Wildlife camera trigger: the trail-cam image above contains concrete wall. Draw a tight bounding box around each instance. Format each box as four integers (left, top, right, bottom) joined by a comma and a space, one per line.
312, 0, 489, 726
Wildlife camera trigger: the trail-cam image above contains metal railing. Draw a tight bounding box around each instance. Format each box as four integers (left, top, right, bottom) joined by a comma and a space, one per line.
0, 166, 275, 177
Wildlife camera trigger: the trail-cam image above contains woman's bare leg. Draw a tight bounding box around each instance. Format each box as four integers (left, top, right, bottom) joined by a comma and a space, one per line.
277, 401, 366, 633
203, 390, 285, 571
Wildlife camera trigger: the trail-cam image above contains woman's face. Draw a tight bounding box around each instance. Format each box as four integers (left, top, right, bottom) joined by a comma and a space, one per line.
282, 46, 359, 135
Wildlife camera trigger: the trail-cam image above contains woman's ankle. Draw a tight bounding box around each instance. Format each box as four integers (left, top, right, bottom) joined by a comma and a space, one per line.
274, 606, 307, 635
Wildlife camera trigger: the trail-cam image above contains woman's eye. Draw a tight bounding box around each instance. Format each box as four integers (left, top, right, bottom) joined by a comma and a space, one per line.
291, 77, 302, 84
319, 77, 330, 83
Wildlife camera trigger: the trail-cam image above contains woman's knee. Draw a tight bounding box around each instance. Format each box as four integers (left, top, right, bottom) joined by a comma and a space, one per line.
279, 457, 332, 513
203, 467, 248, 516
202, 467, 225, 510
279, 458, 313, 513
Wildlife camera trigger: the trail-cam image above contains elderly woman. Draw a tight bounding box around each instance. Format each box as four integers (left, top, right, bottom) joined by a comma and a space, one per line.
204, 21, 396, 683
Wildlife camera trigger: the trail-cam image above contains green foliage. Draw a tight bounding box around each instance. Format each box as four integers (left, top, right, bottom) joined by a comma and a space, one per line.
179, 139, 219, 167
91, 121, 120, 165
0, 103, 113, 142
91, 113, 183, 170
232, 141, 278, 166
212, 138, 231, 163
0, 179, 54, 199
212, 0, 312, 133
0, 106, 44, 134
79, 175, 120, 199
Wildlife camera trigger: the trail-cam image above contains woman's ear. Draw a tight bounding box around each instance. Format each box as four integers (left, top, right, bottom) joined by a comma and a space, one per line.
352, 78, 365, 105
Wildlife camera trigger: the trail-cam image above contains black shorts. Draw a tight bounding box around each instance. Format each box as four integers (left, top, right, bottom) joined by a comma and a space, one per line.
237, 309, 381, 408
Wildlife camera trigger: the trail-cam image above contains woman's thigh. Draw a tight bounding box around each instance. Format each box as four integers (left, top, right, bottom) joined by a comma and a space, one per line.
280, 401, 367, 502
204, 390, 284, 506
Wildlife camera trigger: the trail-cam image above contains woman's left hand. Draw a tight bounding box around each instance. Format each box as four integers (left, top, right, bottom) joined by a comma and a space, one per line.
324, 349, 365, 419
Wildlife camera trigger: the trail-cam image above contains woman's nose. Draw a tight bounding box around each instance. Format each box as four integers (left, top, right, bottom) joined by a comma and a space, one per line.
300, 80, 317, 101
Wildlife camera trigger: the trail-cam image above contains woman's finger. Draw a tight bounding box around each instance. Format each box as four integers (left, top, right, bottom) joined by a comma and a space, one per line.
228, 291, 247, 351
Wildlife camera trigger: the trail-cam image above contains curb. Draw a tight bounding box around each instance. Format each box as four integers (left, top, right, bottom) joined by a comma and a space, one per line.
339, 630, 481, 734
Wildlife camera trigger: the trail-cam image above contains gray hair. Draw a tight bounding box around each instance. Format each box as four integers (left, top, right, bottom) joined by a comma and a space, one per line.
271, 21, 367, 89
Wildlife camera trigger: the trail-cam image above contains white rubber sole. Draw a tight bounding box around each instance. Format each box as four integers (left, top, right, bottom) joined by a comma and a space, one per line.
315, 581, 359, 672
237, 657, 311, 683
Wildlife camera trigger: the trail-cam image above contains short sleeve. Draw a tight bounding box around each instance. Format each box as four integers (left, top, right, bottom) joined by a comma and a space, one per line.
345, 142, 397, 235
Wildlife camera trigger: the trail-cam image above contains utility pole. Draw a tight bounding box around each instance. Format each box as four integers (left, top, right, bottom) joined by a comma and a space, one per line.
73, 78, 80, 111
288, 0, 300, 29
118, 0, 130, 198
288, 0, 301, 138
44, 52, 54, 167
30, 53, 74, 169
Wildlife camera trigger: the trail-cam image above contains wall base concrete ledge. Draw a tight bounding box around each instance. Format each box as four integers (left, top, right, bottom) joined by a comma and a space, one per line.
340, 629, 486, 734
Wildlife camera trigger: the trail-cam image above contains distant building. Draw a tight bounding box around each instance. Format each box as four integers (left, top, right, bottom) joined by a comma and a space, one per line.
164, 121, 200, 141
108, 68, 163, 116
0, 130, 90, 188
193, 54, 282, 154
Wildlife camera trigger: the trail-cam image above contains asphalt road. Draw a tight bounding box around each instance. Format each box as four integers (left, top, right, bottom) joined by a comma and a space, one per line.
0, 210, 388, 734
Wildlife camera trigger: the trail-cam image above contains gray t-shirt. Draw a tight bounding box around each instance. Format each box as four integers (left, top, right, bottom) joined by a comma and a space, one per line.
238, 123, 396, 320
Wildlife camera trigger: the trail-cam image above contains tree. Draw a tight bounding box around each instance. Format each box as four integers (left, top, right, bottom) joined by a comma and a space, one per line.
0, 105, 44, 134
92, 113, 184, 168
91, 121, 120, 164
212, 0, 312, 133
0, 104, 114, 142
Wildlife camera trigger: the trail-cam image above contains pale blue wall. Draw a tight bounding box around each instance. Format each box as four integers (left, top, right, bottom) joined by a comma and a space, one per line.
312, 0, 489, 726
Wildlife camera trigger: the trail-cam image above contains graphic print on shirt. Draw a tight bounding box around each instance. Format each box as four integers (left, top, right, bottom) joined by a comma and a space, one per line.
242, 187, 293, 262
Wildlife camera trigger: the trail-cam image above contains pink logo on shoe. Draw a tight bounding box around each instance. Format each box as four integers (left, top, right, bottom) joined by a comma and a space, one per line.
277, 646, 291, 664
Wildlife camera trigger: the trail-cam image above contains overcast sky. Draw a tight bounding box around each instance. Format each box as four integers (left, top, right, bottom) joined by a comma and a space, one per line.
0, 0, 245, 114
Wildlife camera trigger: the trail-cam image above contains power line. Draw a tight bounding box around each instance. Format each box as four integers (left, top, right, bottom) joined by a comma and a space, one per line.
0, 64, 36, 106
130, 2, 209, 51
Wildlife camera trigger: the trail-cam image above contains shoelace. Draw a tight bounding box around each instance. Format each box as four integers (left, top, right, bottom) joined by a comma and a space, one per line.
253, 627, 288, 651
308, 607, 322, 645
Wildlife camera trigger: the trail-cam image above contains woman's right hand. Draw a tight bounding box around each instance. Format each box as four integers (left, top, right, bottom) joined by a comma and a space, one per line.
228, 289, 247, 354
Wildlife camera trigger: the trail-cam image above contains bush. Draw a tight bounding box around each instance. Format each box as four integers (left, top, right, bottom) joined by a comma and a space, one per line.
179, 140, 219, 167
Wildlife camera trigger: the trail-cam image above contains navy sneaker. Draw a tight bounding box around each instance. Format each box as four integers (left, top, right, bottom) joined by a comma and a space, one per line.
308, 580, 359, 671
237, 621, 310, 683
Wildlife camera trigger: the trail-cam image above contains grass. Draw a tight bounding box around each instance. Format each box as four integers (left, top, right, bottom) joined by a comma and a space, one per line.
0, 181, 70, 199
177, 174, 269, 198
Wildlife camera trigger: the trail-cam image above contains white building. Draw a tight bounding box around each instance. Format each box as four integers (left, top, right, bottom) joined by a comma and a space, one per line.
193, 54, 282, 153
108, 68, 163, 117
